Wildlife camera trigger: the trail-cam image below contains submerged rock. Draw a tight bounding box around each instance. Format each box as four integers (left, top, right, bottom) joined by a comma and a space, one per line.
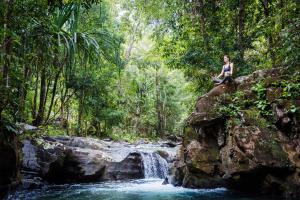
162, 177, 169, 185
20, 170, 44, 190
170, 68, 300, 198
155, 150, 169, 160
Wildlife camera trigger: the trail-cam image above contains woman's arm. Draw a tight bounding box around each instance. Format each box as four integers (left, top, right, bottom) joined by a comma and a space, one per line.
217, 66, 224, 78
230, 63, 234, 76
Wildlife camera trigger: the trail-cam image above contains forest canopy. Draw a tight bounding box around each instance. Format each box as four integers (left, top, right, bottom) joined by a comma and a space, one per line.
0, 0, 299, 141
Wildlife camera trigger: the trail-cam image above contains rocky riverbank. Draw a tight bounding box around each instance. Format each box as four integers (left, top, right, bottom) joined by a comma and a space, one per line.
20, 136, 178, 189
168, 68, 300, 198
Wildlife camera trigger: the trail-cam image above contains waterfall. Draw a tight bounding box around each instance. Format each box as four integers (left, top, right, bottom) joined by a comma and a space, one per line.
140, 152, 168, 179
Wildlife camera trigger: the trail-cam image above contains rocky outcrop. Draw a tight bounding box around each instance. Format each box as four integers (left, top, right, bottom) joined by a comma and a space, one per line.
22, 137, 143, 183
169, 68, 300, 198
21, 136, 176, 184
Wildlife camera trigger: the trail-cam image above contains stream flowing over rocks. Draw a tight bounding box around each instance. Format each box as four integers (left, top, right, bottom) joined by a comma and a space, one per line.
1, 68, 299, 200
21, 136, 179, 188
168, 68, 300, 199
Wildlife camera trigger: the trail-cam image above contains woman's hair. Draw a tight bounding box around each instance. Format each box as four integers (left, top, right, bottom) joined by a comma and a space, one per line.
224, 55, 230, 63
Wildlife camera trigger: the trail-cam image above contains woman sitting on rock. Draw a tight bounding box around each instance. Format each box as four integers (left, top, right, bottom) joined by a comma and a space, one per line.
212, 55, 234, 85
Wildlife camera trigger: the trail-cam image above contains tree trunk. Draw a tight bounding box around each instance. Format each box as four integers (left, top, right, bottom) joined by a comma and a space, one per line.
66, 101, 70, 135
2, 36, 11, 87
58, 84, 69, 123
32, 71, 39, 120
33, 68, 47, 126
18, 65, 30, 122
0, 0, 14, 118
45, 69, 61, 123
60, 87, 65, 121
155, 67, 164, 137
2, 0, 14, 87
125, 20, 141, 59
162, 87, 167, 137
77, 90, 84, 136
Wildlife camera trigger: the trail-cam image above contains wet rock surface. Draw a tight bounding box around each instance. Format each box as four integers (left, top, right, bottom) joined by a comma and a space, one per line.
169, 68, 300, 198
21, 136, 178, 184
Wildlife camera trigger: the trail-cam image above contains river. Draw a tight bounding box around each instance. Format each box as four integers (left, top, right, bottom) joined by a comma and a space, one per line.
5, 138, 282, 200
7, 179, 279, 200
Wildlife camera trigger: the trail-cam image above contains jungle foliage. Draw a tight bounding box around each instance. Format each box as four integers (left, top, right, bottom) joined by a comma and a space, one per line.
0, 0, 299, 140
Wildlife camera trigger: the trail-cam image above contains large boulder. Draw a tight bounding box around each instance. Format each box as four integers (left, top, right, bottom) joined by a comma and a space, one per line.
169, 68, 300, 198
220, 125, 294, 191
105, 152, 144, 180
22, 137, 145, 183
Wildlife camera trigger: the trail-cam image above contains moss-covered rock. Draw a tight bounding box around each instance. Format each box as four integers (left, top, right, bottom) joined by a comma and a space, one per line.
155, 149, 169, 160
170, 68, 300, 198
182, 125, 198, 147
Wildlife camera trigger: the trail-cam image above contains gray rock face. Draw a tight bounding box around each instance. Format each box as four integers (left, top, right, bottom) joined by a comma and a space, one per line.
22, 140, 39, 171
21, 137, 139, 183
105, 152, 144, 180
21, 136, 176, 184
16, 123, 38, 135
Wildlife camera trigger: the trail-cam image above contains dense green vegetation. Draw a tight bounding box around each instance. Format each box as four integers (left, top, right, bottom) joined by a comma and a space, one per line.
0, 0, 299, 140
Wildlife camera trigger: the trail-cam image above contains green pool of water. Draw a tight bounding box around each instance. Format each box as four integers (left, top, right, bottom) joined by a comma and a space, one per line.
7, 179, 280, 200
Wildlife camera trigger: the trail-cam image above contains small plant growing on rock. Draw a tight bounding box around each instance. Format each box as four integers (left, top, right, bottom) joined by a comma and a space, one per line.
271, 73, 300, 100
251, 81, 272, 116
215, 91, 246, 118
243, 108, 269, 129
218, 103, 240, 117
215, 94, 238, 117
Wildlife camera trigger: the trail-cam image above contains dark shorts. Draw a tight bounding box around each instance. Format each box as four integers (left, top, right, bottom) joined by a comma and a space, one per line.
212, 76, 233, 84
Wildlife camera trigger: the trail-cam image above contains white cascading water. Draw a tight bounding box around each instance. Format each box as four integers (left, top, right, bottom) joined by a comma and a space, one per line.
140, 152, 168, 179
